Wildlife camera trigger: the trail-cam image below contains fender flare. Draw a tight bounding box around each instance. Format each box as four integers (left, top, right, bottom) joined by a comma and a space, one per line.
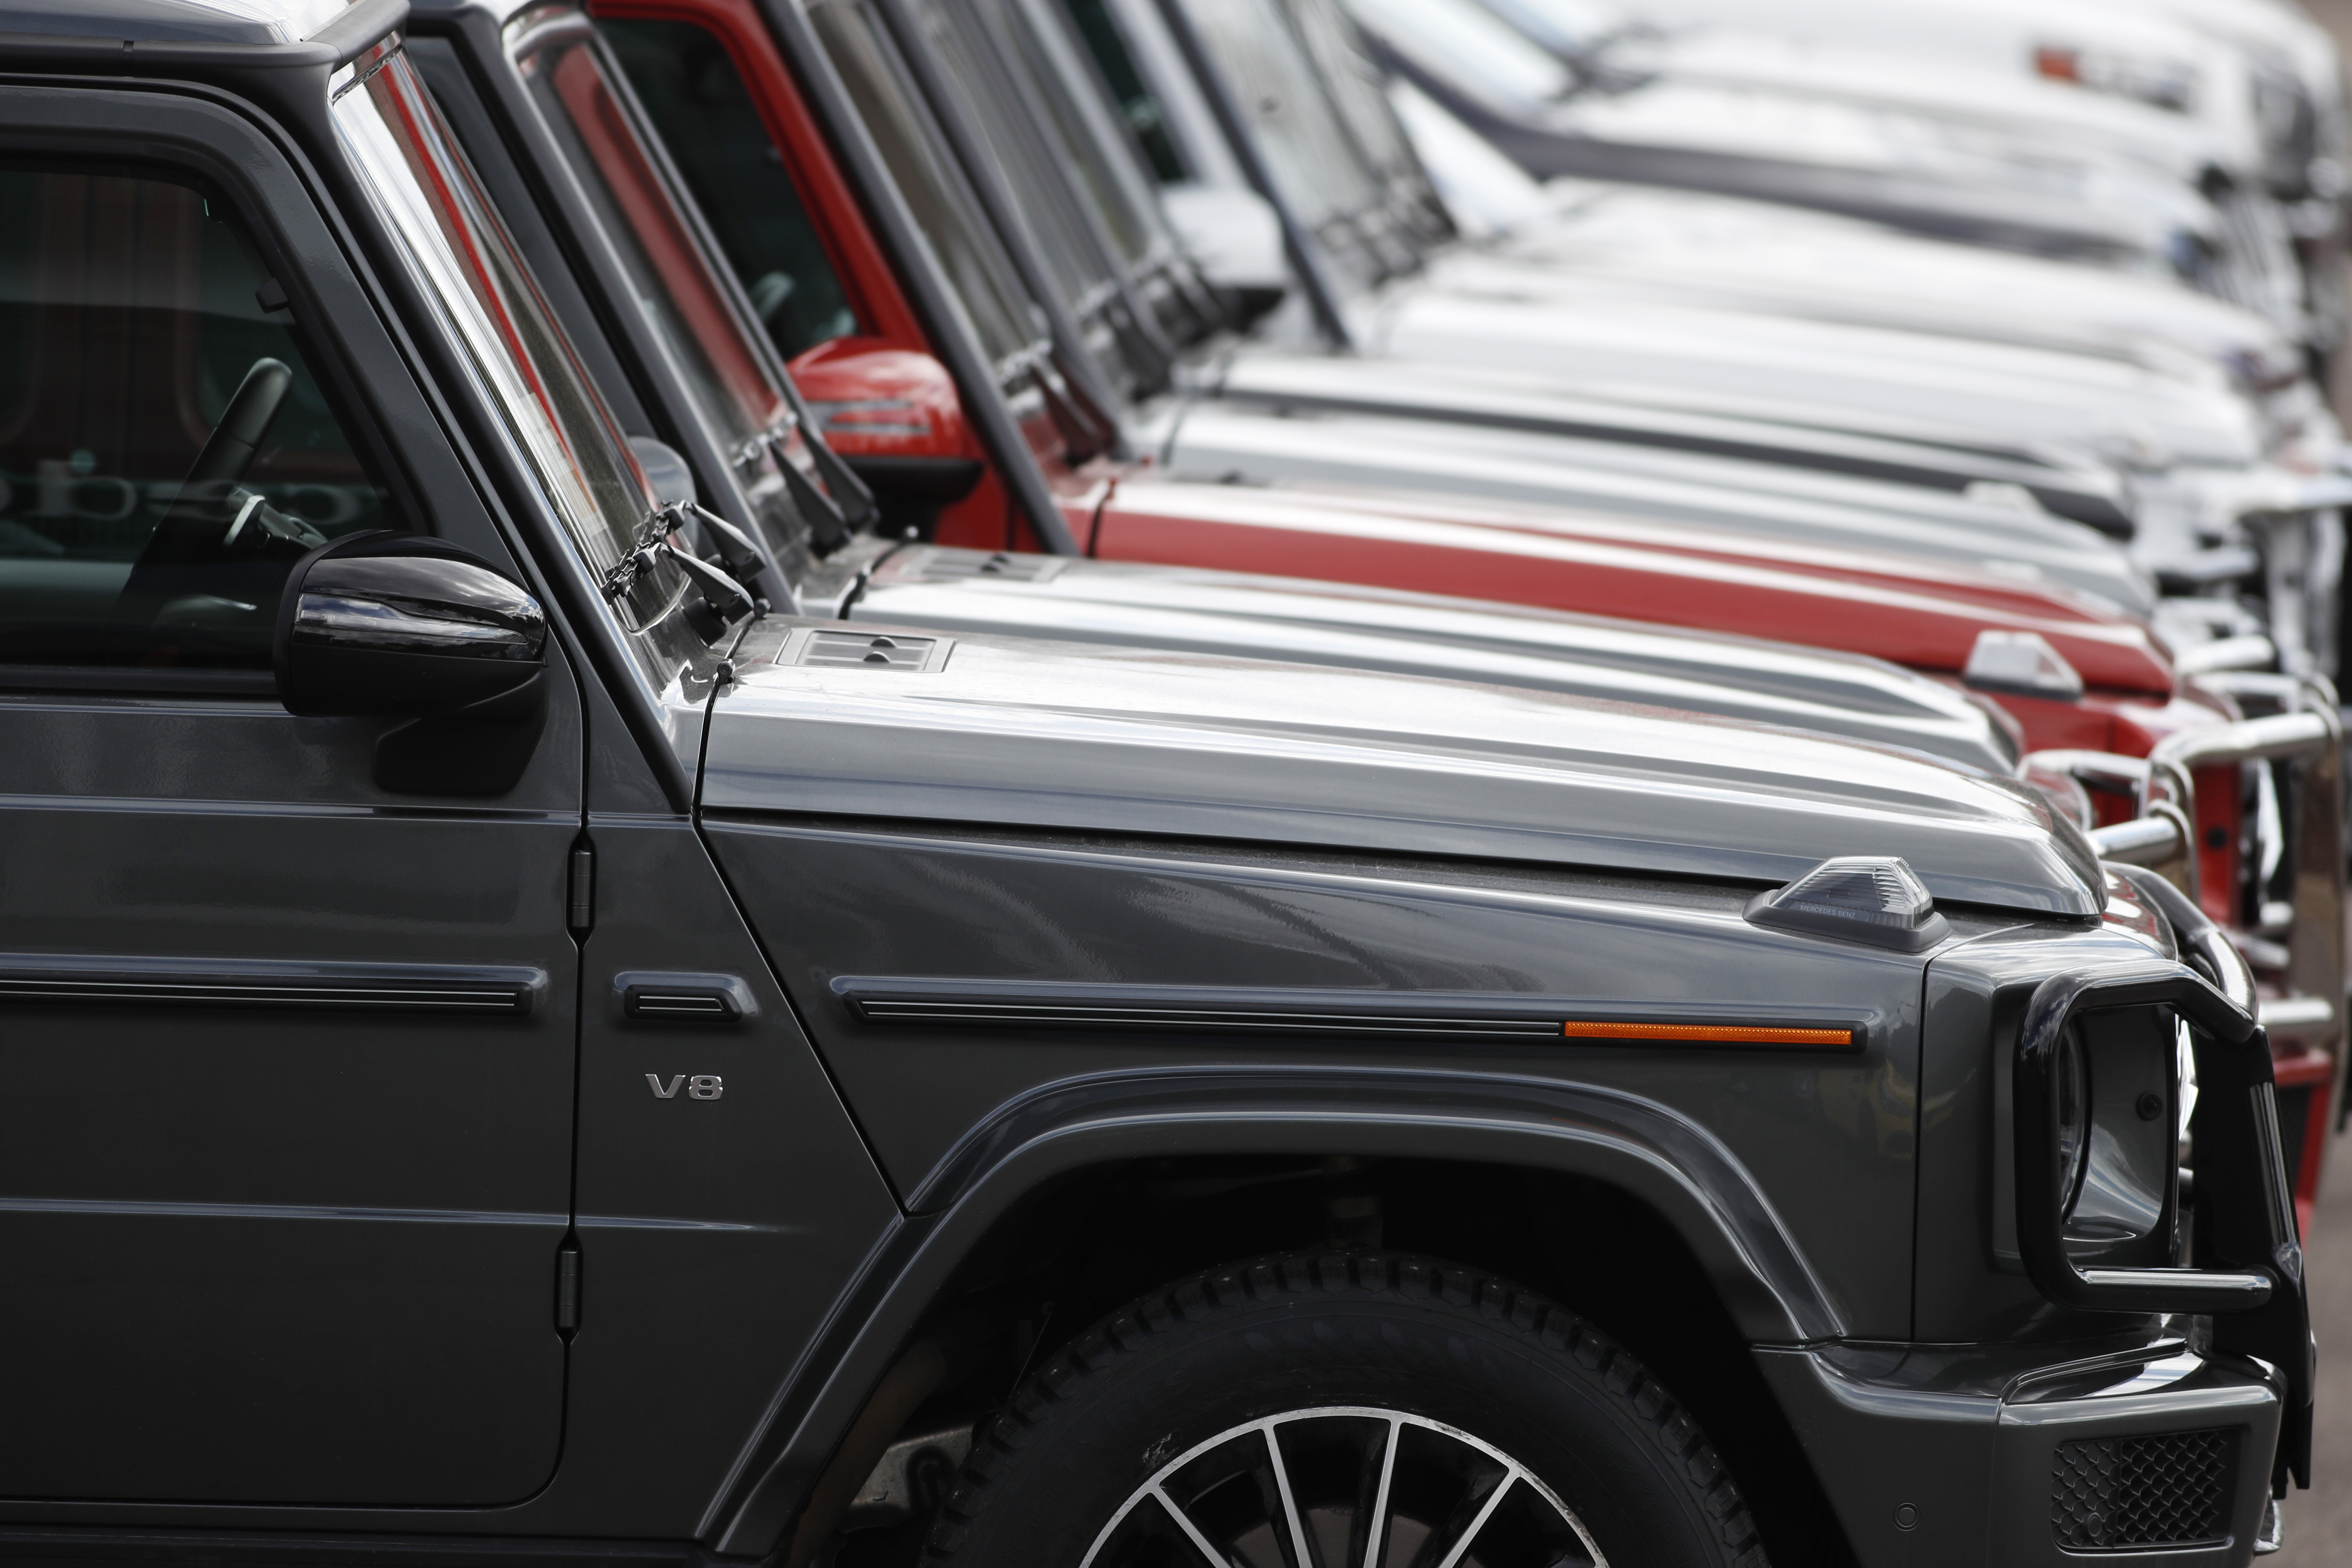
706, 1063, 1841, 1554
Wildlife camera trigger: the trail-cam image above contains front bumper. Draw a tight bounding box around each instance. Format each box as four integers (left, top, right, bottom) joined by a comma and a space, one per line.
1759, 1338, 2284, 1566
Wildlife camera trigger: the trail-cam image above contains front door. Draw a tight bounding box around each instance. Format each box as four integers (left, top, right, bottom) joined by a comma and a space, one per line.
0, 141, 578, 1505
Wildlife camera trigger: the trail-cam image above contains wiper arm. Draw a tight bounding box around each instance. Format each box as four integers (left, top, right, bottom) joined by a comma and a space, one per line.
745, 422, 860, 553
767, 371, 881, 536
600, 500, 764, 643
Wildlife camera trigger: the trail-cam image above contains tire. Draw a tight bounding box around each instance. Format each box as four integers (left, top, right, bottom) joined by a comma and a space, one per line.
925, 1251, 1769, 1568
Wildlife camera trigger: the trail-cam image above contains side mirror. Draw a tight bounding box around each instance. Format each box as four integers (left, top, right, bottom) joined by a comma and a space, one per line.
1160, 183, 1289, 325
275, 532, 550, 796
787, 341, 984, 537
628, 434, 700, 507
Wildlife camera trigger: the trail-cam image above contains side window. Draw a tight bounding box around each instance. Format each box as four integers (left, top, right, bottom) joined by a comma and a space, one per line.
0, 166, 395, 671
598, 18, 865, 361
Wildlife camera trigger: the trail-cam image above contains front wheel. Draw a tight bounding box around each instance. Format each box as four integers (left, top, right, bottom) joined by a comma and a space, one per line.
924, 1252, 1769, 1568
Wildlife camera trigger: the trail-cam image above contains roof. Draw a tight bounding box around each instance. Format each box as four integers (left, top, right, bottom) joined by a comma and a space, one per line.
0, 0, 355, 46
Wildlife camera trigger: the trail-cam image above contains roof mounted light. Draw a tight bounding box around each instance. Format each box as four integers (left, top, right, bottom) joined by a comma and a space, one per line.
1963, 630, 2085, 702
1747, 857, 1950, 953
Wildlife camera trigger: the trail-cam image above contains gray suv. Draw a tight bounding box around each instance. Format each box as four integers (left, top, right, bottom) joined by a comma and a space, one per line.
0, 3, 2313, 1566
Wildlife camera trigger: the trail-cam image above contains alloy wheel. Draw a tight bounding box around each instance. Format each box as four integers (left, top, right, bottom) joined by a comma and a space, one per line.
1079, 1406, 1609, 1568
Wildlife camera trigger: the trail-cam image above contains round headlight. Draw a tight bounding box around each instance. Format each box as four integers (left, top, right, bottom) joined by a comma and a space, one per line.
2054, 1025, 2091, 1215
2175, 1016, 2199, 1152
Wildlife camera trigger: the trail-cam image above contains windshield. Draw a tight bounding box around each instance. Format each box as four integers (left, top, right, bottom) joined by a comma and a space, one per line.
1282, 0, 1455, 248
908, 0, 1126, 342
1176, 0, 1419, 295
1347, 0, 1575, 116
992, 0, 1230, 347
1471, 0, 1623, 59
331, 39, 687, 640
597, 17, 864, 361
807, 0, 1050, 378
513, 11, 787, 456
1062, 0, 1188, 181
896, 0, 1185, 394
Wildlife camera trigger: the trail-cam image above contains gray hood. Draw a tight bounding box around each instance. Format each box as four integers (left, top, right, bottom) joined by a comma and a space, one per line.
1206, 348, 2145, 537
1157, 390, 2159, 617
1343, 282, 2270, 471
848, 547, 2020, 773
1475, 187, 2301, 385
704, 618, 2101, 918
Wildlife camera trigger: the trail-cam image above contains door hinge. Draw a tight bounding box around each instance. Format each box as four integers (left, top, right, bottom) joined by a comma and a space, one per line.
554, 1239, 582, 1333
568, 843, 595, 935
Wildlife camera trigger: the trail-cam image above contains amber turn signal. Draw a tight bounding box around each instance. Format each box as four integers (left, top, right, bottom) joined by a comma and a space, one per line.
1560, 1021, 1854, 1047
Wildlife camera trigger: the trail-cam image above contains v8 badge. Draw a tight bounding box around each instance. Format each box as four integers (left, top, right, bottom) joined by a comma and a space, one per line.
648, 1073, 724, 1101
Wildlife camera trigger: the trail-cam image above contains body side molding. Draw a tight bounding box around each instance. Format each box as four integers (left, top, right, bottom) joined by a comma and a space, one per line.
0, 952, 544, 1014
833, 976, 1865, 1047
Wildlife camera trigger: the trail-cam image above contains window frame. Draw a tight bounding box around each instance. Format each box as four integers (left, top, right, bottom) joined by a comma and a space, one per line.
0, 77, 497, 696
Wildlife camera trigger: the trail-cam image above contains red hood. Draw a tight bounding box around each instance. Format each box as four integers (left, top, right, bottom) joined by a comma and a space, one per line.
1089, 474, 2176, 698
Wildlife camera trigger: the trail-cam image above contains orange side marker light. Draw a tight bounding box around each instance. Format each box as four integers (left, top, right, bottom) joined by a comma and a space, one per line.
1561, 1021, 1853, 1047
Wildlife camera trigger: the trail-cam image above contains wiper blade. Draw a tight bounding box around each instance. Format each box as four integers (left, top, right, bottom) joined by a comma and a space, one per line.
747, 422, 859, 553
600, 500, 761, 640
769, 374, 880, 535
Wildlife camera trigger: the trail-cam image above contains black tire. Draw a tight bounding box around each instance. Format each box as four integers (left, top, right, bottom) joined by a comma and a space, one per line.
925, 1252, 1769, 1568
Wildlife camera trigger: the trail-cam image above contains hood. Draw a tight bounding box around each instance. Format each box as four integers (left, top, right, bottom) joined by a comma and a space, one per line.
1378, 89, 2309, 375
1157, 395, 2162, 619
1346, 282, 2271, 471
1630, 0, 2268, 146
703, 617, 2103, 917
1209, 349, 2141, 537
1365, 14, 2214, 261
1086, 472, 2176, 697
1460, 190, 2303, 390
1616, 28, 2238, 179
849, 546, 2021, 773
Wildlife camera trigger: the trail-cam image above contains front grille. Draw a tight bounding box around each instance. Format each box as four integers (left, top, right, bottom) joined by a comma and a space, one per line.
2051, 1429, 2234, 1549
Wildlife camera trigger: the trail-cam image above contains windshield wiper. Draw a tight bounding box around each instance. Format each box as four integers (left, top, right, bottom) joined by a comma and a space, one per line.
600, 499, 762, 642
760, 373, 882, 545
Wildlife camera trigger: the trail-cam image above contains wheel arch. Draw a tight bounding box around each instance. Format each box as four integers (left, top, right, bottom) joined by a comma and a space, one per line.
704, 1064, 1845, 1557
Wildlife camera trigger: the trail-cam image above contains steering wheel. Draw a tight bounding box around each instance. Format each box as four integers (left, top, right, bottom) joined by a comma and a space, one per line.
179, 357, 293, 494
113, 357, 294, 623
113, 359, 298, 630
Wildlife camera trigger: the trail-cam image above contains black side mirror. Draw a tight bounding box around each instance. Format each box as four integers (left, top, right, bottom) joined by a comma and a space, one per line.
275, 532, 550, 796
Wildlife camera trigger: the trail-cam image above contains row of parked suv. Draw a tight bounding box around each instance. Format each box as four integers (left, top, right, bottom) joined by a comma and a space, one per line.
0, 0, 2341, 1563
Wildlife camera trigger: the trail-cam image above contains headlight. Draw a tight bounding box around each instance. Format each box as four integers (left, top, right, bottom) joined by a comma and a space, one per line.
2058, 1006, 2181, 1258
2032, 43, 2198, 115
2054, 1023, 2092, 1216
2176, 1015, 2200, 1152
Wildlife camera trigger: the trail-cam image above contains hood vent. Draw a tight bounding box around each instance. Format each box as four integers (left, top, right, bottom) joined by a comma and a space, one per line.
781, 628, 953, 672
888, 548, 1068, 585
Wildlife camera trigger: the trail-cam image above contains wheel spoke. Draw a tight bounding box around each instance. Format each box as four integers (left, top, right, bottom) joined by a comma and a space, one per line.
1263, 1424, 1316, 1568
1430, 1473, 1516, 1568
1153, 1484, 1233, 1567
1360, 1416, 1400, 1568
1102, 1409, 1597, 1568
